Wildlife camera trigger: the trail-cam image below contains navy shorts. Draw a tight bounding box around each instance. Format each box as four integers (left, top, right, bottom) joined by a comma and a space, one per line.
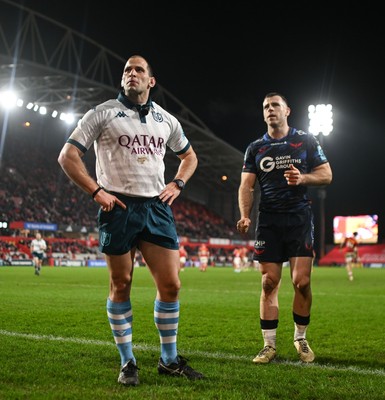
32, 252, 44, 260
253, 208, 314, 263
97, 194, 179, 255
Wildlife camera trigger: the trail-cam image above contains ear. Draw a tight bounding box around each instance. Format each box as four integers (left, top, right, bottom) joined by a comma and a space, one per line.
286, 106, 291, 117
148, 76, 156, 88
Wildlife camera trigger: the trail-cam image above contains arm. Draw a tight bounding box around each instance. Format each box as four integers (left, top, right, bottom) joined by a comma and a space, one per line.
284, 162, 332, 186
236, 172, 257, 233
58, 142, 98, 196
58, 141, 126, 211
173, 146, 198, 184
159, 146, 198, 205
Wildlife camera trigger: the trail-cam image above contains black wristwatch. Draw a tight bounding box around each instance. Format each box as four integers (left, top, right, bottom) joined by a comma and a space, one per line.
172, 179, 185, 191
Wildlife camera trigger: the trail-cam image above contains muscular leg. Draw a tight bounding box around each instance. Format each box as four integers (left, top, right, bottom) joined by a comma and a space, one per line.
290, 256, 316, 362
259, 262, 282, 348
290, 256, 313, 318
290, 256, 314, 347
106, 250, 136, 366
259, 262, 282, 320
141, 241, 181, 364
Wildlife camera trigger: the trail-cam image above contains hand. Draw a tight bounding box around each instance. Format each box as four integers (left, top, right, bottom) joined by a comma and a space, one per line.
237, 218, 251, 233
284, 164, 302, 186
94, 189, 126, 212
159, 182, 182, 206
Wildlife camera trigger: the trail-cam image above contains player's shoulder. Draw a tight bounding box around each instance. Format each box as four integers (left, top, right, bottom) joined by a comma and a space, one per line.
94, 99, 122, 112
151, 101, 178, 121
246, 135, 265, 150
291, 128, 317, 141
293, 128, 308, 136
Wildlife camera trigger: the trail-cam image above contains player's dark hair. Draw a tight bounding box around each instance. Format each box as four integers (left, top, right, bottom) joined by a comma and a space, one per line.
264, 92, 289, 106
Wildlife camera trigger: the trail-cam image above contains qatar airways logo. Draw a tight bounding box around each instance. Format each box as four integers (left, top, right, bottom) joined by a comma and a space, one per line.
118, 134, 164, 156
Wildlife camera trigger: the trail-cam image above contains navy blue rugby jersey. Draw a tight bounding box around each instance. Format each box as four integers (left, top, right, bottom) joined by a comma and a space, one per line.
242, 128, 328, 213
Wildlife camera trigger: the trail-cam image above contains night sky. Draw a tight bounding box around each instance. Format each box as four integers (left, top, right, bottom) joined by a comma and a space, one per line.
5, 1, 385, 243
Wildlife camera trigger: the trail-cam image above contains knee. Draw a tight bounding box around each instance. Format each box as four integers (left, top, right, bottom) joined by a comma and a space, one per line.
160, 279, 181, 299
110, 274, 132, 296
262, 275, 279, 295
293, 275, 311, 293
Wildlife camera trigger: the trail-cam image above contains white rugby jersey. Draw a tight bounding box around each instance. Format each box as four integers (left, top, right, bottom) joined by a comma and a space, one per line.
30, 239, 46, 254
68, 92, 191, 197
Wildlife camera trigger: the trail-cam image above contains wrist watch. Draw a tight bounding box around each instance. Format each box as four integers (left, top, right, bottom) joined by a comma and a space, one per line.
172, 179, 185, 191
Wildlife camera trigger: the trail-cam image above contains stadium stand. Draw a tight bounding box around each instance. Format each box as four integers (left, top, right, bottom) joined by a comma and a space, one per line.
0, 2, 260, 267
0, 119, 254, 266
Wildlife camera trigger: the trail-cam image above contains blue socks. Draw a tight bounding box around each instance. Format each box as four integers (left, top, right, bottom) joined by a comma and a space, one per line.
154, 299, 179, 365
107, 298, 135, 366
107, 298, 180, 366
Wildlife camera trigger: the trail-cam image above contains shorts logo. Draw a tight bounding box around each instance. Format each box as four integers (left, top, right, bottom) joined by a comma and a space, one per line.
254, 240, 266, 255
100, 232, 111, 247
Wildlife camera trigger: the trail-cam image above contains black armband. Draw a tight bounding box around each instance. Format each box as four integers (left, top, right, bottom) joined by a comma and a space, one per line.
92, 187, 102, 199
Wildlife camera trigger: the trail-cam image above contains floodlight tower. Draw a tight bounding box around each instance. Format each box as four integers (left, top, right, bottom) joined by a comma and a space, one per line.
308, 104, 333, 259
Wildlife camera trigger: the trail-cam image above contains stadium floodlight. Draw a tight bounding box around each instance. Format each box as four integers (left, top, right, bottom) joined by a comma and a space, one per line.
0, 90, 18, 109
0, 221, 8, 229
60, 112, 75, 124
1, 90, 77, 125
308, 104, 333, 136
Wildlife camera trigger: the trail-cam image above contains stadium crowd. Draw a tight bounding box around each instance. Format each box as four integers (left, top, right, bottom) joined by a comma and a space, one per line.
0, 123, 252, 266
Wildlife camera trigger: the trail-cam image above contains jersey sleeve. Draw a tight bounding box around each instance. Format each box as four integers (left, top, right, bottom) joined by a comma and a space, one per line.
67, 104, 111, 152
307, 134, 329, 170
163, 110, 190, 155
241, 142, 258, 174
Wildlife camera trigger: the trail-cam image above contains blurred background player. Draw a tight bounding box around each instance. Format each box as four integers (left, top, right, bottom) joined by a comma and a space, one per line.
233, 247, 242, 273
198, 244, 210, 272
240, 246, 250, 271
340, 232, 359, 281
179, 245, 188, 272
30, 232, 47, 276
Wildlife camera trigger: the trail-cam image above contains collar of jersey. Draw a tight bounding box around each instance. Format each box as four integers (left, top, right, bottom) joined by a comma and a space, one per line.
117, 90, 153, 112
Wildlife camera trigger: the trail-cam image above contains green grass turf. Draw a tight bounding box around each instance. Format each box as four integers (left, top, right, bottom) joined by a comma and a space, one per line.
0, 265, 384, 399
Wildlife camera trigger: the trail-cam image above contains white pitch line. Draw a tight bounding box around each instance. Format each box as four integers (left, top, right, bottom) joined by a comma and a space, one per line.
1, 329, 384, 377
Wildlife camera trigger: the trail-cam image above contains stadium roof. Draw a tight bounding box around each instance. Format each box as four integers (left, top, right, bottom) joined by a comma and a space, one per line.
0, 0, 247, 222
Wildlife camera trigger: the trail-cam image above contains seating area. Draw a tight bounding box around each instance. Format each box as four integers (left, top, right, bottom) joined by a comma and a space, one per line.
0, 124, 253, 266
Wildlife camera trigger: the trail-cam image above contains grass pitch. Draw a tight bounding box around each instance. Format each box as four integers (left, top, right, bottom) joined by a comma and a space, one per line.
0, 265, 384, 399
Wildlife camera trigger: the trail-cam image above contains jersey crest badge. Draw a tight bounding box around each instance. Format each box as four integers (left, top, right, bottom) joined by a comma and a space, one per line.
151, 111, 163, 123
